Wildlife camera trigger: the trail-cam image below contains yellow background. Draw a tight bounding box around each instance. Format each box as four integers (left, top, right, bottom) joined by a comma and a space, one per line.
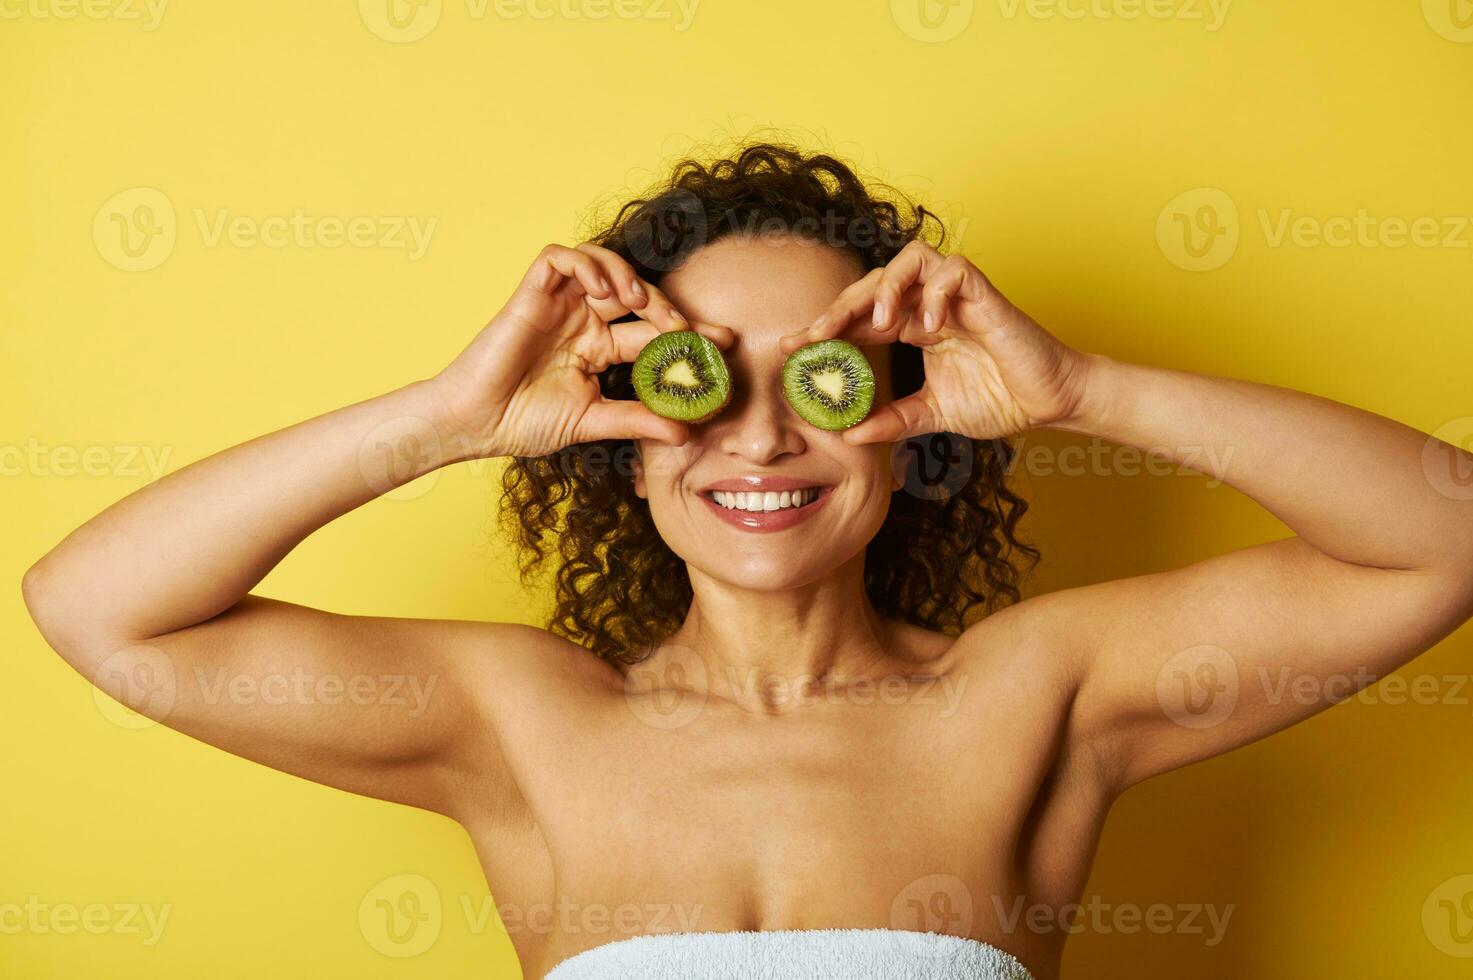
5, 0, 1473, 976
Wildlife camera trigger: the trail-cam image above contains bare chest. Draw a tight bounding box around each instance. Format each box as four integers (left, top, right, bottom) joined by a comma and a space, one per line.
463, 674, 1103, 979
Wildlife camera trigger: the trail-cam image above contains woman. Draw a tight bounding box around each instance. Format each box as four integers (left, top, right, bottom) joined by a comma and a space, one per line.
22, 143, 1473, 980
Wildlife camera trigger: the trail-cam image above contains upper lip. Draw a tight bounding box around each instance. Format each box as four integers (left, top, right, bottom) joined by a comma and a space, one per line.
698, 476, 830, 494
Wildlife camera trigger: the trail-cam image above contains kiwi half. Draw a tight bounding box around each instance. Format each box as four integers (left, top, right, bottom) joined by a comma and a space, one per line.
631, 330, 732, 423
782, 339, 875, 431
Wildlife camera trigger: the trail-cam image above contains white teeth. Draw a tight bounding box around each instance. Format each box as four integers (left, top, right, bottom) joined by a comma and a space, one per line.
710, 487, 819, 512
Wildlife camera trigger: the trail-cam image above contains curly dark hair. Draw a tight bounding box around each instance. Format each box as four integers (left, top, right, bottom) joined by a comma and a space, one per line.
500, 141, 1040, 667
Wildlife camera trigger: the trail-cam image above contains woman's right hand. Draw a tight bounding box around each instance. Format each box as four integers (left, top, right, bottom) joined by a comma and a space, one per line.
430, 242, 733, 459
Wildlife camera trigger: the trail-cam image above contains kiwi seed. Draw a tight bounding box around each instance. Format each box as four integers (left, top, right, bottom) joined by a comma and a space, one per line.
631, 330, 732, 423
781, 339, 875, 431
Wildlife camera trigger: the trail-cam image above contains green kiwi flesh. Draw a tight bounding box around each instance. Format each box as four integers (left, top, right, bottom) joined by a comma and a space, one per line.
782, 339, 875, 431
631, 330, 732, 423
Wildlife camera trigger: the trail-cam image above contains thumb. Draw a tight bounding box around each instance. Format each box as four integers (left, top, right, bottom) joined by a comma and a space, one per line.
841, 392, 938, 445
574, 399, 691, 445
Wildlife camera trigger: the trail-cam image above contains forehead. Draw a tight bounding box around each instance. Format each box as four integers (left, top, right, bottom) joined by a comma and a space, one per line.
659, 235, 867, 339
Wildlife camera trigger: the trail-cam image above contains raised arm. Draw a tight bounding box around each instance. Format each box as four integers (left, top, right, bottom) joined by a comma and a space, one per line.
782, 240, 1473, 791
21, 242, 716, 816
1036, 356, 1473, 788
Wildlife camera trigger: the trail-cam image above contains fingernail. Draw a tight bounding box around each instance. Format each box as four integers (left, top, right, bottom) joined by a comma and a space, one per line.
923, 310, 935, 332
596, 275, 611, 294
631, 279, 646, 300
670, 308, 687, 325
873, 303, 887, 328
809, 313, 827, 331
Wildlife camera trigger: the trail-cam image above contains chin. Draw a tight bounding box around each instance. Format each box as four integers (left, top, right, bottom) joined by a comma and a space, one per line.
680, 525, 880, 591
704, 552, 826, 591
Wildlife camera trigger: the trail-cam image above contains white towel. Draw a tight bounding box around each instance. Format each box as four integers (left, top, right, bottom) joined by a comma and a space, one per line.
542, 928, 1035, 980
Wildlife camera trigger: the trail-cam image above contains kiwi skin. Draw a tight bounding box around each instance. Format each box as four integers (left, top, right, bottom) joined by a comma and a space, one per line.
781, 339, 876, 431
631, 330, 732, 424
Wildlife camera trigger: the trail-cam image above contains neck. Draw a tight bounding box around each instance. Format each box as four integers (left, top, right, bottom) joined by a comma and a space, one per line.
652, 554, 911, 713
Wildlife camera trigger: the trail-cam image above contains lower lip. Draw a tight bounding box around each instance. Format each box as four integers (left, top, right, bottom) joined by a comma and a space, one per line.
699, 488, 832, 532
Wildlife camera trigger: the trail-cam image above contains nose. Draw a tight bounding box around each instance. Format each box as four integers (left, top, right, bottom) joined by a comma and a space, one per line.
710, 370, 807, 465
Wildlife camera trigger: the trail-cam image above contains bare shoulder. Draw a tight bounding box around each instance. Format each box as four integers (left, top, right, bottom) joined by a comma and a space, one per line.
941, 590, 1092, 699
437, 620, 623, 717
937, 591, 1134, 811
419, 619, 621, 824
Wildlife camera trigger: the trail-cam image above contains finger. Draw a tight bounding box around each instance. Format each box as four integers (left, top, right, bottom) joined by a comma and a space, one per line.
584, 288, 694, 334
636, 281, 703, 336
575, 398, 691, 445
687, 318, 735, 349
575, 242, 651, 315
609, 320, 735, 363
780, 284, 933, 354
608, 320, 661, 363
778, 268, 884, 354
521, 243, 613, 301
920, 254, 971, 334
841, 391, 939, 445
873, 241, 944, 333
571, 243, 714, 340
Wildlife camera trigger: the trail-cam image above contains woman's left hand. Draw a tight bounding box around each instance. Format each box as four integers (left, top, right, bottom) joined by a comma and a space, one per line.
779, 241, 1095, 444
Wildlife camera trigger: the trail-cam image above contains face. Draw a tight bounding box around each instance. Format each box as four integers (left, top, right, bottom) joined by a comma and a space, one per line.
633, 235, 900, 591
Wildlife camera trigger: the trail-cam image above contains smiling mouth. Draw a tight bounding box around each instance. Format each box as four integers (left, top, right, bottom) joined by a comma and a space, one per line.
705, 487, 823, 512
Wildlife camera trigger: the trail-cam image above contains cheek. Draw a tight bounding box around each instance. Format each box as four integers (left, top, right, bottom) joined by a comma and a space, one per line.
860, 442, 895, 506
634, 440, 699, 498
834, 440, 901, 508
